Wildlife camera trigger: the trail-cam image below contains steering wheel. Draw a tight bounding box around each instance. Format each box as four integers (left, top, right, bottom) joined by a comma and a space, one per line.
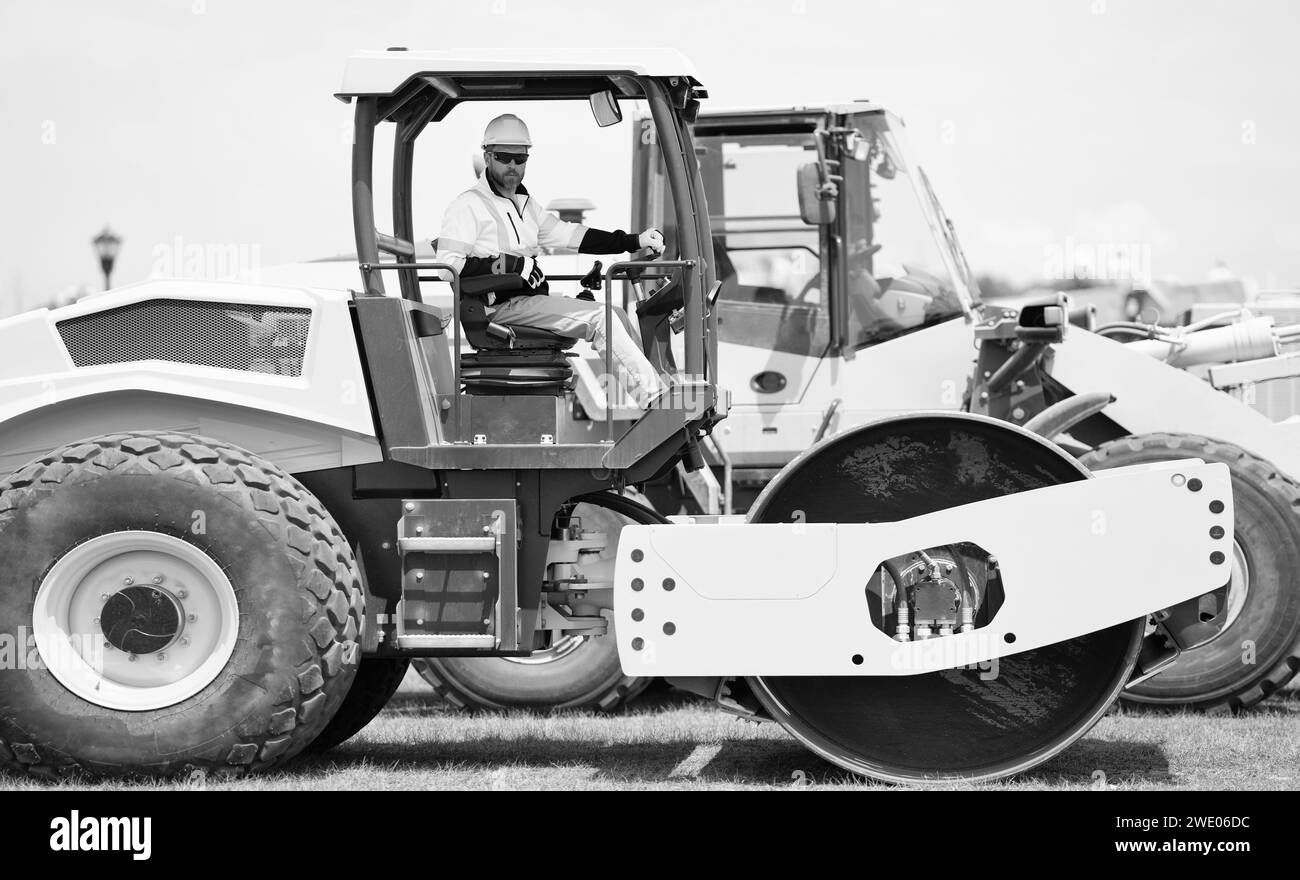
795, 274, 820, 303
634, 248, 687, 318
794, 243, 884, 303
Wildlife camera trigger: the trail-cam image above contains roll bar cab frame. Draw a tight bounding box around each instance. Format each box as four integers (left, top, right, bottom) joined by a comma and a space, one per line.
341, 61, 720, 466
330, 52, 721, 653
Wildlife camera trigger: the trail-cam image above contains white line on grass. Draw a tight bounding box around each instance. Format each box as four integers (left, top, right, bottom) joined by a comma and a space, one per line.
668, 744, 722, 779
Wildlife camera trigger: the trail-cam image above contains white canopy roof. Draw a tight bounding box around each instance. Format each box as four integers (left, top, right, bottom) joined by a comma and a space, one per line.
337, 48, 699, 98
697, 101, 887, 119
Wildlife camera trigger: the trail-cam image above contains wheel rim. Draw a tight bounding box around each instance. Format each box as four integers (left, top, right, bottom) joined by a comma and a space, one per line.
502, 634, 587, 665
1221, 538, 1250, 632
1124, 534, 1259, 705
32, 531, 239, 711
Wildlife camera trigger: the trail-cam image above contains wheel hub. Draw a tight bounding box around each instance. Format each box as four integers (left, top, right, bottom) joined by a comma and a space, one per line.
100, 586, 183, 655
32, 531, 239, 711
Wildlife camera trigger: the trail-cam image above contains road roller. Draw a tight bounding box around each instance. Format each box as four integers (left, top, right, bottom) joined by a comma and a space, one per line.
0, 50, 1232, 783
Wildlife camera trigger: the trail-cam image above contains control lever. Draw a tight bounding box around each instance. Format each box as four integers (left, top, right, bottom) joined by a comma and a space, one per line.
580, 261, 604, 290
576, 261, 603, 301
624, 248, 660, 285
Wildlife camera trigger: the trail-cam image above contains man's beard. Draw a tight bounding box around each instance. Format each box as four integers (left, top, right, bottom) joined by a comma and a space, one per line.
488, 163, 522, 191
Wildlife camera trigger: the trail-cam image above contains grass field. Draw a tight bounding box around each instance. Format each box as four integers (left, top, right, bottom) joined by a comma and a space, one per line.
5, 673, 1299, 791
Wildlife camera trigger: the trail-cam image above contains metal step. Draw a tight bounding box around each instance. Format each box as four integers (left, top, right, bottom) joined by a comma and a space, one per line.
396, 499, 518, 651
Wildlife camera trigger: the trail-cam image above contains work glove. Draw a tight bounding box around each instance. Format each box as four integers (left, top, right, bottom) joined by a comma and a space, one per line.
519, 256, 546, 289
494, 254, 546, 289
638, 228, 665, 255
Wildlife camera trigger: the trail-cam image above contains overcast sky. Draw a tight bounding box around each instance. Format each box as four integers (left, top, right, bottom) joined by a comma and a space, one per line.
2, 0, 1297, 311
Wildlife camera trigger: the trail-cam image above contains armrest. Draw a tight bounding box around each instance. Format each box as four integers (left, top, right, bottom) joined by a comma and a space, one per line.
461, 273, 527, 297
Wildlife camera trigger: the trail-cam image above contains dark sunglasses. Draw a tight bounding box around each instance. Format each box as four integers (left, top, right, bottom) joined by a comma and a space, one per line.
490, 151, 529, 166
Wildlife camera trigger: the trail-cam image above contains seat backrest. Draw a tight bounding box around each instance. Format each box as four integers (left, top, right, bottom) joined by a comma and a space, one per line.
459, 295, 496, 348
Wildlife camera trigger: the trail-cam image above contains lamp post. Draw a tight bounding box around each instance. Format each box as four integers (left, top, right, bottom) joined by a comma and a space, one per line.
92, 225, 122, 291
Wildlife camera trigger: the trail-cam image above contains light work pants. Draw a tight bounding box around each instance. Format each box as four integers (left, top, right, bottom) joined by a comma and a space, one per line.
488, 294, 665, 406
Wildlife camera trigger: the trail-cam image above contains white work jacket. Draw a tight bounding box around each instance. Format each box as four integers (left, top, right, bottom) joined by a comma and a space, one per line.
436, 173, 586, 279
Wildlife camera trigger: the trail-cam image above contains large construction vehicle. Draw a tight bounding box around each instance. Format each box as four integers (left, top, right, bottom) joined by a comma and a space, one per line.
0, 53, 1234, 784
416, 102, 1300, 715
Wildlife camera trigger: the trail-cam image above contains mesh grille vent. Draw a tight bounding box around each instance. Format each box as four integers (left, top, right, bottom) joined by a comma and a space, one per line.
57, 299, 311, 376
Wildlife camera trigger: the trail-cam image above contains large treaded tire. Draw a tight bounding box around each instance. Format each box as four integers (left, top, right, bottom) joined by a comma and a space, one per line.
1080, 432, 1300, 712
0, 432, 363, 778
414, 491, 661, 712
307, 658, 410, 752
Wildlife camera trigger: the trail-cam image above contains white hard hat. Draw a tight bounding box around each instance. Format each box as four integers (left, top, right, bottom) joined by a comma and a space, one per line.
482, 113, 532, 148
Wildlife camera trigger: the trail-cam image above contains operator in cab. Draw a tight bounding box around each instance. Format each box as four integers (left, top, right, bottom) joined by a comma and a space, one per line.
437, 114, 668, 409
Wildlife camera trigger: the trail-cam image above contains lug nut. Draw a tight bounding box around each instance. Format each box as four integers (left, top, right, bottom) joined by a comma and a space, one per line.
187, 613, 197, 623
100, 593, 109, 602
128, 654, 138, 662
123, 577, 134, 585
92, 617, 100, 625
157, 653, 167, 661
153, 575, 164, 584
180, 637, 190, 647
176, 589, 188, 599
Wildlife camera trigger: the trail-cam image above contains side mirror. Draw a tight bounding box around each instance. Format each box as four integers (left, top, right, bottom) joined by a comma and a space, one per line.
1016, 293, 1069, 343
844, 130, 871, 162
797, 163, 836, 226
589, 90, 623, 128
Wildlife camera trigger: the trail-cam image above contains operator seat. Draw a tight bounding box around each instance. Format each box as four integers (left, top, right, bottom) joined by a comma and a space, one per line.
458, 293, 576, 396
